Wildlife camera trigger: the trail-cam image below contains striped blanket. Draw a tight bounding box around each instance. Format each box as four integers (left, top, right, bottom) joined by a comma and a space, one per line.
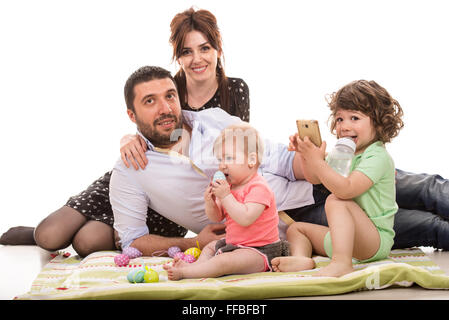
16, 248, 449, 300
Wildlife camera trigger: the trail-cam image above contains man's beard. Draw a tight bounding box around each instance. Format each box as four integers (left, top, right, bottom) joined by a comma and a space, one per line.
136, 114, 183, 148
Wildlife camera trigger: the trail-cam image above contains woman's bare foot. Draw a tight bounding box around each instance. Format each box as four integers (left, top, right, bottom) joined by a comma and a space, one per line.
271, 256, 315, 272
315, 261, 354, 277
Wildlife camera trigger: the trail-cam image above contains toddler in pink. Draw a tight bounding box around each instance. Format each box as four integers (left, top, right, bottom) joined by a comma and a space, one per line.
164, 123, 289, 280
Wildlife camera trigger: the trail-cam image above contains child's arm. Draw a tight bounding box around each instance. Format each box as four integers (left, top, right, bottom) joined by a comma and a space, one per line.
298, 137, 373, 199
220, 197, 266, 227
211, 180, 265, 227
204, 185, 224, 222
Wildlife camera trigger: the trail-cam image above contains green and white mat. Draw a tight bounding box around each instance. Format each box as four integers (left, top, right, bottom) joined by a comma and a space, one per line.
16, 248, 449, 300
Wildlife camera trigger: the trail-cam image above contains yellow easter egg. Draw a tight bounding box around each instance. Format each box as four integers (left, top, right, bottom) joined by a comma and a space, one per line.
143, 268, 159, 283
184, 247, 201, 260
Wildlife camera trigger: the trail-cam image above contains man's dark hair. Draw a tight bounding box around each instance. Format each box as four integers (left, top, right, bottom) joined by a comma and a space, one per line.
124, 66, 177, 112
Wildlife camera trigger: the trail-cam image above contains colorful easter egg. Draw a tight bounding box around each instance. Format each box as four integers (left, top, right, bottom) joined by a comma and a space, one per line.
173, 251, 185, 260
183, 254, 196, 263
133, 269, 146, 283
127, 268, 145, 283
213, 171, 226, 182
123, 247, 142, 259
114, 254, 130, 267
184, 247, 201, 260
168, 246, 182, 258
127, 269, 136, 283
143, 268, 159, 283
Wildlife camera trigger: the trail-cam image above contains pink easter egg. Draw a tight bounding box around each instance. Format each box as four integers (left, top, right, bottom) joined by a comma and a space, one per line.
173, 251, 185, 260
167, 246, 182, 258
114, 254, 130, 267
183, 254, 196, 263
123, 247, 142, 259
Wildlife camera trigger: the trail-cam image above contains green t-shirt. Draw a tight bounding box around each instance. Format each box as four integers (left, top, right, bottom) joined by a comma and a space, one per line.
350, 141, 397, 239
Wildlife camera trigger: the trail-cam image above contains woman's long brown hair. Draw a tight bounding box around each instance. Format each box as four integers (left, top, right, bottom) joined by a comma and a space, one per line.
170, 7, 230, 112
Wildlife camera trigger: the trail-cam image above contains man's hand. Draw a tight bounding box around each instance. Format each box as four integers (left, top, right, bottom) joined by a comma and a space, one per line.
195, 223, 226, 249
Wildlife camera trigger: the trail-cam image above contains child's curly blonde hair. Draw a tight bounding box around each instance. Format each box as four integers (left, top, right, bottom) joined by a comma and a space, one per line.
327, 80, 404, 143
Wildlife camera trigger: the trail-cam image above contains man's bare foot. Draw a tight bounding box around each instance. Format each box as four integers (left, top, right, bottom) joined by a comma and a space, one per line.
271, 256, 315, 272
163, 264, 184, 280
315, 261, 354, 277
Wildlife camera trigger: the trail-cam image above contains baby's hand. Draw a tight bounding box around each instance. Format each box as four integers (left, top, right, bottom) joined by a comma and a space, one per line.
204, 185, 216, 203
211, 179, 231, 200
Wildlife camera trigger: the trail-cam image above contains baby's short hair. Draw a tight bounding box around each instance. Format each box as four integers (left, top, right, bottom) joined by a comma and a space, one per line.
213, 122, 264, 165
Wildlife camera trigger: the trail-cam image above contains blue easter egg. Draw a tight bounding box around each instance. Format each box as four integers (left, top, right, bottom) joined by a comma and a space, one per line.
127, 268, 146, 283
127, 269, 138, 282
213, 171, 226, 182
134, 269, 146, 283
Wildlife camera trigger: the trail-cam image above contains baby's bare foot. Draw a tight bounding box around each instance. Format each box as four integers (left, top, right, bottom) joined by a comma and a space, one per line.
163, 264, 184, 281
271, 256, 315, 272
172, 256, 188, 268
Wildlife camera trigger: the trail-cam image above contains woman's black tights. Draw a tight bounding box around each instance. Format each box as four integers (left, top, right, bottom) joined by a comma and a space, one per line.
33, 206, 116, 257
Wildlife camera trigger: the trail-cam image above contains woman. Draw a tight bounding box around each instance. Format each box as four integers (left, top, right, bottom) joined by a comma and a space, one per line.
0, 8, 250, 257
120, 7, 249, 171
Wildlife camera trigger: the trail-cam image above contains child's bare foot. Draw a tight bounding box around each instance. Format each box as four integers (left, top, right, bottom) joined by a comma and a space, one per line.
271, 256, 315, 272
163, 264, 184, 280
315, 261, 354, 277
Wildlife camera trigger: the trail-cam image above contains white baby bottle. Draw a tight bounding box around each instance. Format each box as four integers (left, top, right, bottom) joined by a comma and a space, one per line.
327, 137, 356, 177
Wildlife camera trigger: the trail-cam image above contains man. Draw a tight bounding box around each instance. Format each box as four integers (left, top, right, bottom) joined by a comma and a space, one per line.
111, 66, 313, 255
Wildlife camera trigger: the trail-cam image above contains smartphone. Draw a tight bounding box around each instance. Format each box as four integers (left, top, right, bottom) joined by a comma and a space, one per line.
296, 120, 322, 147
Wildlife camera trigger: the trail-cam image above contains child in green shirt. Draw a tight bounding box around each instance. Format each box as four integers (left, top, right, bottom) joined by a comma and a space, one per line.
272, 80, 404, 277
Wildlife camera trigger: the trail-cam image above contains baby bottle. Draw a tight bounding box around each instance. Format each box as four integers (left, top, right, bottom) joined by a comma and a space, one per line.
327, 137, 356, 177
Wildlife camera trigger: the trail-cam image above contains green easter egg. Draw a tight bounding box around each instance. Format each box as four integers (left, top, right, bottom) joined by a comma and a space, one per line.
133, 269, 146, 283
128, 268, 146, 283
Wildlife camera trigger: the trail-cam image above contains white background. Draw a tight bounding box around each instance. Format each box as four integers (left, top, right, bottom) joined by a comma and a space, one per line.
1, 0, 448, 234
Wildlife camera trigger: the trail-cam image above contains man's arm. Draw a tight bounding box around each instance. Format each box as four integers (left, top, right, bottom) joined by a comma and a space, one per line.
131, 234, 196, 255
261, 139, 304, 181
130, 223, 226, 255
292, 152, 307, 181
110, 165, 151, 249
